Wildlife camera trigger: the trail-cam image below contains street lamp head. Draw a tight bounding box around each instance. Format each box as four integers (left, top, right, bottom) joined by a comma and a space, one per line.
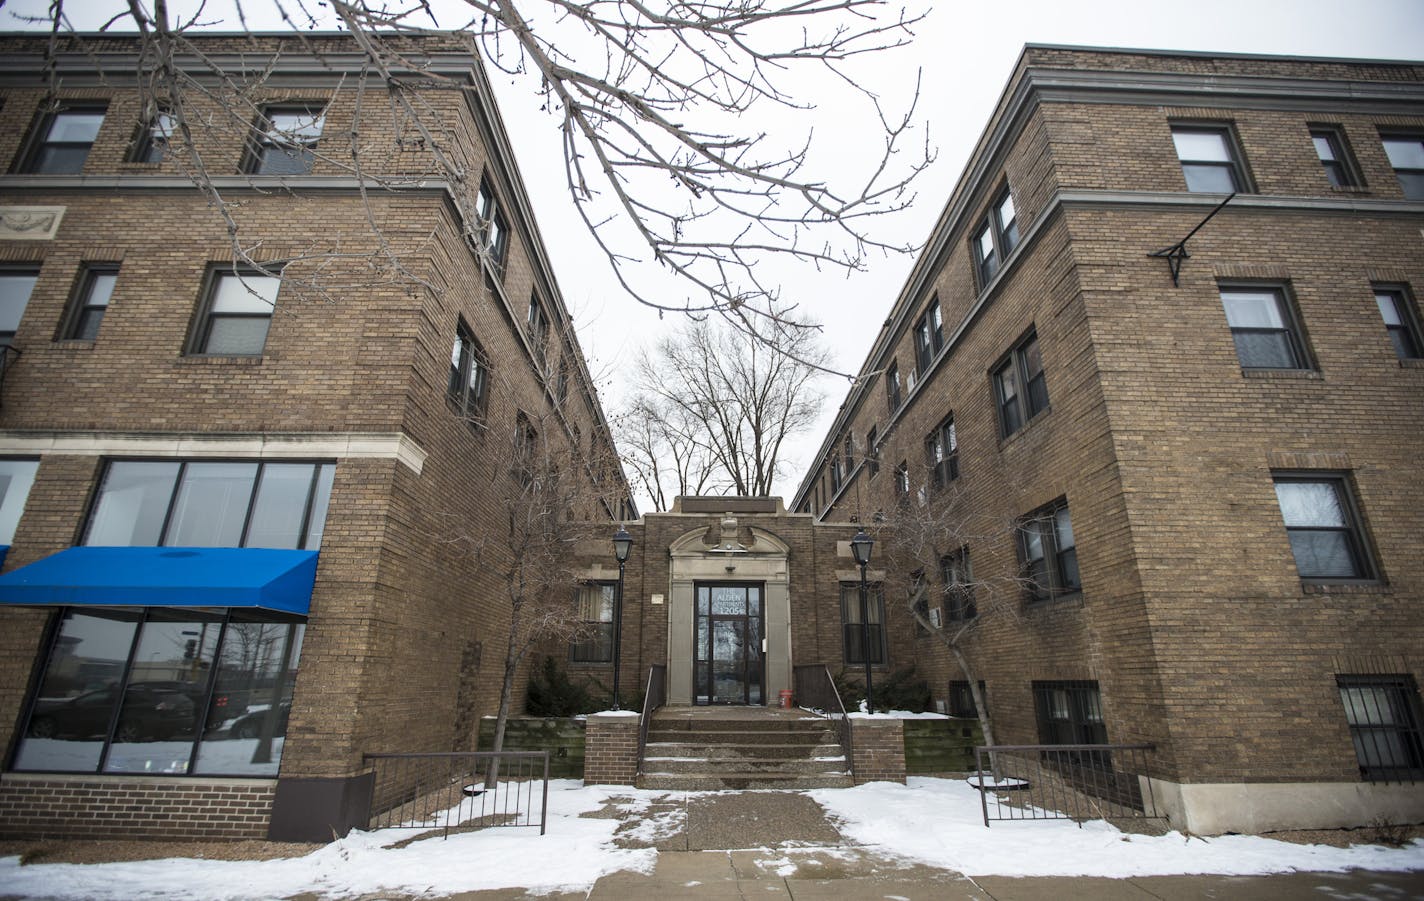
850, 529, 873, 567
612, 526, 634, 563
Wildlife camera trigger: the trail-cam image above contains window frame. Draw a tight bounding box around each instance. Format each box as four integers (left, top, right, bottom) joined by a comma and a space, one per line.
188, 266, 281, 357
838, 581, 888, 667
1309, 125, 1361, 189
527, 295, 549, 348
1380, 132, 1424, 201
1336, 674, 1424, 782
972, 186, 1020, 290
0, 266, 41, 356
62, 263, 119, 341
993, 329, 1048, 438
1170, 123, 1250, 194
1373, 284, 1423, 361
570, 582, 617, 664
17, 104, 108, 175
913, 298, 944, 373
940, 546, 976, 622
1272, 473, 1376, 583
925, 414, 958, 488
131, 109, 176, 164
865, 426, 880, 477
885, 360, 902, 413
1019, 498, 1080, 604
1033, 680, 1109, 753
447, 322, 491, 422
245, 104, 325, 176
1218, 284, 1312, 372
478, 179, 510, 274
948, 680, 985, 719
893, 461, 910, 501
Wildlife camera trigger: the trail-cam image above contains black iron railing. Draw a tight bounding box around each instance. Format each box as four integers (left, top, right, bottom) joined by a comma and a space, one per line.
636, 663, 666, 774
973, 743, 1162, 827
361, 750, 549, 838
793, 664, 853, 778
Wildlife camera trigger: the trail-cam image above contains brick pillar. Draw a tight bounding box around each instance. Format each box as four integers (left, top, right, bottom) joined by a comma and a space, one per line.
851, 718, 906, 784
584, 712, 640, 785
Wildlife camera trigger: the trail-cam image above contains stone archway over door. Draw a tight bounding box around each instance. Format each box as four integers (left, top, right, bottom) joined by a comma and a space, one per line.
666, 520, 792, 705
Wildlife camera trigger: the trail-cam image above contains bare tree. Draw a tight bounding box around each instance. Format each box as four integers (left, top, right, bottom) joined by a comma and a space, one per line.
615, 394, 726, 512
629, 316, 827, 497
867, 480, 1038, 751
22, 1, 932, 363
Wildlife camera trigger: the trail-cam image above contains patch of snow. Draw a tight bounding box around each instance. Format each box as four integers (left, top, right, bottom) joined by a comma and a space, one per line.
848, 709, 947, 719
809, 777, 1424, 878
590, 710, 642, 718
754, 854, 798, 877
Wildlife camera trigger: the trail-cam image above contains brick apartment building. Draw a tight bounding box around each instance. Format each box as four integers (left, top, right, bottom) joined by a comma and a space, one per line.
794, 46, 1424, 833
0, 32, 632, 841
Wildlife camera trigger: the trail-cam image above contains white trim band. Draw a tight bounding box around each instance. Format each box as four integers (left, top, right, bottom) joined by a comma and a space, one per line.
0, 431, 428, 474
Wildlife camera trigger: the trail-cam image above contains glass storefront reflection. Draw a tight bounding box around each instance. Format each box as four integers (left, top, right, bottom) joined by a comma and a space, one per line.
194, 621, 304, 776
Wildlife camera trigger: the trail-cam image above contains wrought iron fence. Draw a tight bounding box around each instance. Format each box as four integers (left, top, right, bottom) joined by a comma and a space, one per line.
793, 664, 854, 777
973, 743, 1162, 827
636, 664, 667, 774
361, 750, 549, 838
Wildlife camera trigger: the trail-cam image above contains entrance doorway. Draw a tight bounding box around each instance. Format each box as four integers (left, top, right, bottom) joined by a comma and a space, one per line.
693, 583, 765, 705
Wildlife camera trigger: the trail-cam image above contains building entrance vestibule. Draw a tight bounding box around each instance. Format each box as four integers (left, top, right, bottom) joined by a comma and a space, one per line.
694, 583, 764, 705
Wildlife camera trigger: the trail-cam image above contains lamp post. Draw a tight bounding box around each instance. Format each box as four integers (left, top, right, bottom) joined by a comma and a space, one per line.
611, 526, 633, 710
850, 529, 875, 715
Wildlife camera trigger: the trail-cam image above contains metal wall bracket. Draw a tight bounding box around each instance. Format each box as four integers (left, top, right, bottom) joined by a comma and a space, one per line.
1148, 192, 1236, 287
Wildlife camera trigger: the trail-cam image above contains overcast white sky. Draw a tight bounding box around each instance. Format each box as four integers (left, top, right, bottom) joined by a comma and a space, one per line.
8, 0, 1424, 513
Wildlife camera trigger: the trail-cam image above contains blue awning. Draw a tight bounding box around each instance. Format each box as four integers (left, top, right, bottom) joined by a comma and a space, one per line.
0, 547, 318, 615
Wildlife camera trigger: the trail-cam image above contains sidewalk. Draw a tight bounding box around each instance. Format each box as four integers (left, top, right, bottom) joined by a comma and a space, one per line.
392, 790, 1424, 901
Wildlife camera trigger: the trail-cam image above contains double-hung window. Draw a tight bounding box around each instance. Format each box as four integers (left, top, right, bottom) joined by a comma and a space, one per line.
1381, 133, 1424, 200
134, 109, 176, 163
0, 458, 40, 544
571, 583, 616, 663
839, 582, 887, 665
1033, 680, 1108, 766
64, 264, 118, 340
993, 330, 1048, 437
1171, 124, 1248, 193
1272, 475, 1373, 581
1020, 499, 1079, 602
972, 187, 1020, 288
447, 324, 490, 420
248, 105, 324, 175
913, 300, 944, 372
527, 295, 548, 348
925, 415, 958, 488
1218, 286, 1309, 370
865, 426, 880, 477
829, 454, 843, 493
1374, 286, 1423, 360
0, 268, 39, 356
893, 461, 910, 501
885, 360, 902, 413
940, 546, 975, 622
1336, 675, 1424, 781
19, 106, 106, 174
949, 680, 985, 718
1310, 126, 1359, 188
191, 268, 280, 356
478, 180, 510, 273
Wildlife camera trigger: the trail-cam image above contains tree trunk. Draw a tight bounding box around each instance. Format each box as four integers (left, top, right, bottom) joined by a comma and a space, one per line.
486, 606, 522, 790
949, 643, 1000, 778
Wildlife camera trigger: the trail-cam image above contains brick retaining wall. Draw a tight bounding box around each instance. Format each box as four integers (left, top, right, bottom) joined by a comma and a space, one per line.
0, 774, 276, 840
583, 713, 639, 785
850, 719, 906, 784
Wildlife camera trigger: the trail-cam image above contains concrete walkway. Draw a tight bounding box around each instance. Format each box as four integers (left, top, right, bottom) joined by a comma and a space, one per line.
398, 789, 1424, 901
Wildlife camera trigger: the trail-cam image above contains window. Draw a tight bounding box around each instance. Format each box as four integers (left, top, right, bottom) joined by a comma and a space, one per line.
571, 583, 616, 663
1273, 475, 1373, 580
64, 265, 118, 340
830, 454, 843, 493
885, 361, 902, 413
948, 680, 985, 719
1310, 126, 1359, 188
247, 105, 324, 175
527, 296, 548, 347
0, 458, 40, 544
1336, 675, 1424, 781
514, 413, 540, 485
1034, 680, 1108, 747
1020, 499, 1079, 602
865, 426, 880, 477
192, 269, 280, 356
556, 356, 570, 404
1381, 134, 1424, 200
940, 546, 975, 622
13, 608, 304, 776
1171, 124, 1247, 193
894, 461, 910, 500
84, 460, 334, 550
993, 329, 1048, 437
134, 109, 176, 163
913, 299, 944, 372
925, 415, 958, 488
0, 268, 39, 356
839, 582, 887, 666
19, 106, 106, 174
447, 324, 489, 420
478, 180, 510, 273
1375, 286, 1422, 360
1219, 286, 1308, 370
843, 434, 855, 479
972, 187, 1020, 289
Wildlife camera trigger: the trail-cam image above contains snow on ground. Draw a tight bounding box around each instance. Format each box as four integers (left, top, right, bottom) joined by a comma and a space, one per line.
4, 777, 1424, 899
810, 777, 1424, 878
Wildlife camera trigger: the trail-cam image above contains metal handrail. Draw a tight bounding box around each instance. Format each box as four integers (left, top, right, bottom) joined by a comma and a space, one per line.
636, 663, 666, 774
792, 664, 854, 778
361, 750, 550, 837
973, 742, 1161, 828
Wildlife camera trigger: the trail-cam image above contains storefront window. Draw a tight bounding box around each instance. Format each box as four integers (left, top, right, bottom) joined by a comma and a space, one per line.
12, 608, 304, 776
0, 458, 39, 544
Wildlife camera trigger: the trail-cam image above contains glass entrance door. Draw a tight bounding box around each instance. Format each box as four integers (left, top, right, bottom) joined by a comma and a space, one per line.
694, 583, 764, 705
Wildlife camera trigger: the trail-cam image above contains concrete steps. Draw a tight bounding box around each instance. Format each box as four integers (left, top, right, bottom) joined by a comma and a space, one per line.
637, 707, 853, 790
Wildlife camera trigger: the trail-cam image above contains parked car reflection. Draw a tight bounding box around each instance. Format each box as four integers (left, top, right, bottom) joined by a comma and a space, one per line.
28, 684, 195, 742
225, 701, 291, 739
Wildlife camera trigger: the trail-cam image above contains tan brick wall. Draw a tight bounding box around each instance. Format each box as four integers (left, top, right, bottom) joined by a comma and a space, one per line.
0, 774, 275, 840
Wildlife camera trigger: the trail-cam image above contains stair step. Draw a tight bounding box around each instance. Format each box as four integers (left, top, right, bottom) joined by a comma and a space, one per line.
641, 757, 847, 775
643, 742, 844, 760
646, 729, 834, 745
637, 773, 856, 791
